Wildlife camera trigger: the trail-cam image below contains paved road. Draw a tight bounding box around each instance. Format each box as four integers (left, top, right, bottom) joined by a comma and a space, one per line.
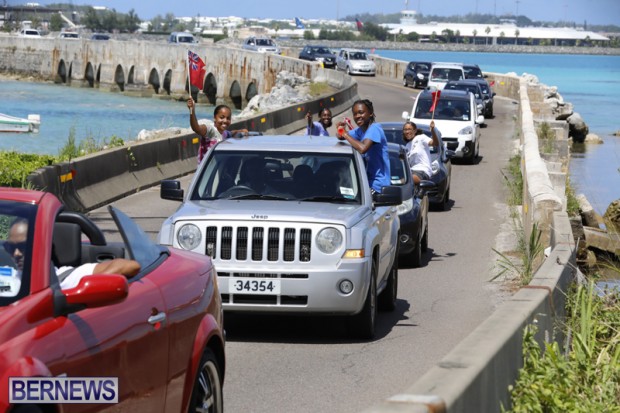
88, 75, 518, 413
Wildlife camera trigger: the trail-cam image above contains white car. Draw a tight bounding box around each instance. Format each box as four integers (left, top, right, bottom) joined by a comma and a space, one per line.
427, 62, 465, 90
242, 36, 281, 54
403, 89, 484, 164
336, 48, 376, 76
19, 28, 42, 38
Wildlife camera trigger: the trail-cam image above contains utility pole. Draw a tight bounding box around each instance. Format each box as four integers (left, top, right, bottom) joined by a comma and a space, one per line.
515, 0, 520, 17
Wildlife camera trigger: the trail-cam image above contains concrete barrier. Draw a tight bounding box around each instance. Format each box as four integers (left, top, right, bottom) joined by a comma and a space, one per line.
359, 57, 576, 413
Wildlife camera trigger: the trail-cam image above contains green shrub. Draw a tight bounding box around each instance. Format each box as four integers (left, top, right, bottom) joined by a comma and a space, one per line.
0, 152, 56, 187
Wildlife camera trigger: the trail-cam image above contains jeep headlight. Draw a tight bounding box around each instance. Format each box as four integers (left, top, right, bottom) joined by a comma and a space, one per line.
316, 57, 325, 62
431, 159, 439, 174
316, 227, 343, 254
417, 73, 424, 79
178, 224, 201, 250
458, 126, 474, 135
396, 197, 413, 215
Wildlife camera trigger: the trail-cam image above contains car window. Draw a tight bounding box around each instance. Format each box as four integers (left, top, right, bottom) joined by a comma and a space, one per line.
388, 151, 409, 186
317, 47, 330, 54
415, 98, 470, 121
417, 63, 430, 70
464, 66, 483, 78
0, 201, 36, 304
191, 151, 361, 203
351, 52, 367, 60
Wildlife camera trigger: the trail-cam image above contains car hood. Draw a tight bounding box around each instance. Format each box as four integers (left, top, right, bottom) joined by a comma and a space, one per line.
413, 119, 473, 137
315, 53, 336, 59
170, 199, 370, 227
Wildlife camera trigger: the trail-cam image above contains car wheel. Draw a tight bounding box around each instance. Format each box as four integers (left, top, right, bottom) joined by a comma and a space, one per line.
12, 406, 44, 413
379, 245, 398, 311
346, 66, 352, 75
406, 235, 422, 268
403, 77, 408, 87
188, 348, 224, 413
441, 186, 450, 211
351, 258, 377, 339
421, 223, 428, 253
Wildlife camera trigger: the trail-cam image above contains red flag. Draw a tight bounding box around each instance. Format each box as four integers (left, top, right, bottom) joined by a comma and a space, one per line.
188, 50, 205, 90
489, 80, 496, 86
355, 18, 363, 31
429, 90, 441, 113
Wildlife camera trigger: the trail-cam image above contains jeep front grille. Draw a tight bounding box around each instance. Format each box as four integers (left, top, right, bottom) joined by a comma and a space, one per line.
205, 225, 312, 262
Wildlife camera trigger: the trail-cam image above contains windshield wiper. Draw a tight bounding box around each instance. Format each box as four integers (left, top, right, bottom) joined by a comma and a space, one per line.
299, 196, 356, 203
226, 194, 290, 201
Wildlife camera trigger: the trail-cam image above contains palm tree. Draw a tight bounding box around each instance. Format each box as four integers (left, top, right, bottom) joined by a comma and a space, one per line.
472, 29, 478, 44
515, 29, 520, 45
485, 26, 491, 45
455, 29, 460, 44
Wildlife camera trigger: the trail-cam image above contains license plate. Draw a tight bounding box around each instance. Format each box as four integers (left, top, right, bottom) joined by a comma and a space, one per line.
229, 278, 281, 295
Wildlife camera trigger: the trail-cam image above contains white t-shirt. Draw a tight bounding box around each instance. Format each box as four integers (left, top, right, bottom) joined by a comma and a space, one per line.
58, 263, 98, 289
406, 134, 433, 178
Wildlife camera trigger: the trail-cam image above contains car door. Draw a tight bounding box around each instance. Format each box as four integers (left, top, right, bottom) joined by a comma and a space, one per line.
373, 203, 396, 283
50, 277, 170, 413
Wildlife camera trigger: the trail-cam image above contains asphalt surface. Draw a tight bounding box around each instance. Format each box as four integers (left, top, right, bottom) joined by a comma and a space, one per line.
88, 75, 519, 413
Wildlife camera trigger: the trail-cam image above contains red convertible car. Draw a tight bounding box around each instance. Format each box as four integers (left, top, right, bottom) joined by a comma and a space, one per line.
0, 188, 225, 413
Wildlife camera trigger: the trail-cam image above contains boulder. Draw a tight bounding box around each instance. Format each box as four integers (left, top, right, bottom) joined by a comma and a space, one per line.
584, 133, 604, 144
604, 199, 620, 233
577, 193, 601, 228
567, 112, 589, 143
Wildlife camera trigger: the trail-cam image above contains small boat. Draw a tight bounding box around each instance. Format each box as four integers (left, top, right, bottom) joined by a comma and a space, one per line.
0, 113, 40, 133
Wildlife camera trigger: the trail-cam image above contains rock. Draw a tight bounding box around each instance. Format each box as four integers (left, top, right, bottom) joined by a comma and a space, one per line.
613, 130, 620, 137
584, 133, 604, 144
604, 199, 620, 233
577, 194, 601, 228
583, 226, 620, 257
567, 112, 589, 143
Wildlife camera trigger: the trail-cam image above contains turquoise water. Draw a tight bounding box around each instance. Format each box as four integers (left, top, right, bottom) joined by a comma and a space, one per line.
1, 51, 619, 214
378, 50, 620, 215
0, 80, 192, 154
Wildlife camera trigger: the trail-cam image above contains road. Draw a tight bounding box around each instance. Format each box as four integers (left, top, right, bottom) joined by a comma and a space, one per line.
88, 75, 518, 413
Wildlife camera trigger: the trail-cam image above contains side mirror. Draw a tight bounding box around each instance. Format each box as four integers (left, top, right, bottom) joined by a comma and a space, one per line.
415, 180, 437, 198
402, 111, 410, 120
63, 274, 129, 310
373, 185, 402, 206
492, 92, 497, 97
161, 180, 184, 201
445, 149, 456, 159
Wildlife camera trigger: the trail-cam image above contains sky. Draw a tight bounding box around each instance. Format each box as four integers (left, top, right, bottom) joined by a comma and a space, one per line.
22, 0, 620, 25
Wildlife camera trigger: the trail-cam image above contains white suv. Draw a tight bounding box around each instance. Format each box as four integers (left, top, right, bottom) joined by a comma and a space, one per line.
427, 62, 464, 90
403, 89, 484, 164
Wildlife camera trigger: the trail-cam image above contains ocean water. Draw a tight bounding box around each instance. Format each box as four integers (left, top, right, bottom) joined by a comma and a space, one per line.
1, 51, 619, 214
377, 50, 620, 215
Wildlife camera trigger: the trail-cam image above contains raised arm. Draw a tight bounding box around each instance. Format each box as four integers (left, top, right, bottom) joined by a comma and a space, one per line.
187, 98, 207, 137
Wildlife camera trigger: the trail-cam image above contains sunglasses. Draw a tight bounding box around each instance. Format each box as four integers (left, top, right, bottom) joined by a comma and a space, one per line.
3, 241, 27, 255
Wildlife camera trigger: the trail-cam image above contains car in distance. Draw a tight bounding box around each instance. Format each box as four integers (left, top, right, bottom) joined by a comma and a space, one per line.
427, 62, 465, 90
90, 33, 110, 40
0, 187, 225, 412
159, 135, 402, 339
18, 28, 42, 38
242, 36, 281, 54
403, 88, 483, 164
168, 31, 197, 44
336, 48, 376, 76
59, 31, 80, 39
387, 143, 431, 267
444, 79, 486, 123
381, 122, 454, 211
299, 45, 337, 68
403, 61, 431, 88
463, 64, 495, 117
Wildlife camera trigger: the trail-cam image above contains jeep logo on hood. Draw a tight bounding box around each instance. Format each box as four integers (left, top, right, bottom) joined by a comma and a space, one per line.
251, 214, 268, 220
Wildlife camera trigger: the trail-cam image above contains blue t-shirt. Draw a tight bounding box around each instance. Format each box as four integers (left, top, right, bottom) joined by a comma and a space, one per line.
348, 123, 391, 192
306, 121, 329, 136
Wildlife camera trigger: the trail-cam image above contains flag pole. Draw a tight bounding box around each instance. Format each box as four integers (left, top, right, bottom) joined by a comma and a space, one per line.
187, 49, 193, 115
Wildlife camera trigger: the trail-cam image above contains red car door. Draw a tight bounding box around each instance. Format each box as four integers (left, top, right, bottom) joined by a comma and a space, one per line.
50, 276, 169, 412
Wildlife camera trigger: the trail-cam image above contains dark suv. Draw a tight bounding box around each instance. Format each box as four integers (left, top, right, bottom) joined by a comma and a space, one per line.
403, 61, 431, 88
463, 64, 495, 117
298, 45, 337, 68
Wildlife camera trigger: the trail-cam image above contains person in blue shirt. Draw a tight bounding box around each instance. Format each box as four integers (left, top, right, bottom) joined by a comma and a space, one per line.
336, 99, 390, 193
305, 108, 333, 136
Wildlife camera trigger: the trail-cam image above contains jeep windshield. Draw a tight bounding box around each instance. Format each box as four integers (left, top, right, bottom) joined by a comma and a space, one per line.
415, 98, 471, 121
191, 151, 362, 203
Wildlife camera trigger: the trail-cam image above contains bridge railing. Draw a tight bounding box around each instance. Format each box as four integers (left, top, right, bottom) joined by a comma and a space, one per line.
360, 56, 576, 413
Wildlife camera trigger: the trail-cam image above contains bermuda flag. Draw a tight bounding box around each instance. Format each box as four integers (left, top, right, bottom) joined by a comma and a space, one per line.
355, 18, 363, 31
188, 50, 206, 89
429, 90, 441, 112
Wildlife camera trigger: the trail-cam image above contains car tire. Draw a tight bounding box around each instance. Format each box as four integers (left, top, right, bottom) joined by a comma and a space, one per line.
346, 66, 351, 75
441, 187, 450, 211
379, 245, 398, 311
421, 223, 428, 253
405, 235, 422, 268
188, 348, 224, 413
351, 259, 377, 339
12, 406, 44, 413
403, 77, 408, 87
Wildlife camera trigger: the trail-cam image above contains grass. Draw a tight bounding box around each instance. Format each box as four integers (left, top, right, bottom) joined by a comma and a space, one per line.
537, 121, 555, 153
492, 221, 544, 286
308, 81, 333, 97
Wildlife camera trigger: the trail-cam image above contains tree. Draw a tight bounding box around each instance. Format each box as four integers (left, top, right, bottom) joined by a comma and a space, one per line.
50, 12, 63, 32
441, 28, 454, 43
485, 26, 491, 45
303, 30, 315, 40
499, 31, 505, 44
361, 22, 389, 41
515, 29, 520, 45
406, 31, 419, 42
455, 29, 460, 43
472, 29, 478, 44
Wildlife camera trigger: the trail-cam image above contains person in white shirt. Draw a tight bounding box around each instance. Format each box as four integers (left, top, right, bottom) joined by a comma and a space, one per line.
403, 120, 439, 185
